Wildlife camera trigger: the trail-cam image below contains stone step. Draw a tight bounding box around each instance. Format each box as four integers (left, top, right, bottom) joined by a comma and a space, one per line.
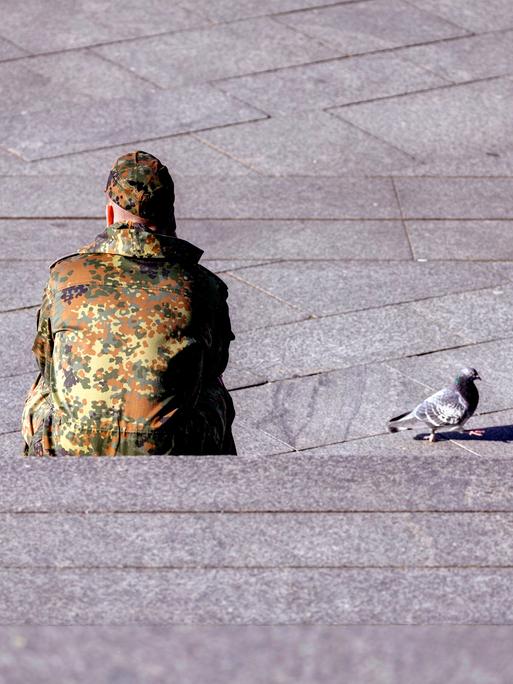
2, 452, 512, 512
1, 625, 511, 682
0, 512, 511, 568
1, 567, 512, 623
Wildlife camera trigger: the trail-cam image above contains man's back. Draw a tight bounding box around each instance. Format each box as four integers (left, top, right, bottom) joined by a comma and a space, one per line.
24, 222, 235, 456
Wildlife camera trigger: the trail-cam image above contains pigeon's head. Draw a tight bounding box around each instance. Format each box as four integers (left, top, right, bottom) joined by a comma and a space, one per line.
455, 367, 481, 383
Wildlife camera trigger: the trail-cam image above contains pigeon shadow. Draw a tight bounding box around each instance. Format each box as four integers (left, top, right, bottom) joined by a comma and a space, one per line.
414, 424, 513, 443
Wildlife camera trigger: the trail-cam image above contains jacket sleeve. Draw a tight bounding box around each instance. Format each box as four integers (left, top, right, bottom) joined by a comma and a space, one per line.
194, 270, 235, 384
215, 290, 235, 378
204, 279, 235, 382
32, 283, 54, 376
22, 283, 54, 450
21, 372, 51, 450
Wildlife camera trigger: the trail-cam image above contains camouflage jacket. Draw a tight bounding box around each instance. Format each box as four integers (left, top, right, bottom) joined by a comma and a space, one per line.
22, 222, 236, 456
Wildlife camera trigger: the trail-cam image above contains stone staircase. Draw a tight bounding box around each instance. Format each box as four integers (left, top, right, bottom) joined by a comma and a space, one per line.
0, 451, 510, 623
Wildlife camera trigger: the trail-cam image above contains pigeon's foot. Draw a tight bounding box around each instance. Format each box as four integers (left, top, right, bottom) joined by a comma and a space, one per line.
422, 433, 437, 443
467, 429, 485, 438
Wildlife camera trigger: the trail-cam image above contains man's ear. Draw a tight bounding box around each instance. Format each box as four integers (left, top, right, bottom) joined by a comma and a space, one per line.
106, 203, 114, 226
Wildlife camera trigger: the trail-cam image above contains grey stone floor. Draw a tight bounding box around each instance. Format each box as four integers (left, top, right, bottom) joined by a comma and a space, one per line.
1, 625, 513, 684
2, 0, 513, 651
1, 625, 513, 683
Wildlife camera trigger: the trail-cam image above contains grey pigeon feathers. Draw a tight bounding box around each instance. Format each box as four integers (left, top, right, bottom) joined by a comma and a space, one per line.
388, 367, 481, 442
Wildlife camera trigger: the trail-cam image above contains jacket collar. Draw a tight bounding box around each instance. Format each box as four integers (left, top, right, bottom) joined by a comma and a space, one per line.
79, 222, 203, 262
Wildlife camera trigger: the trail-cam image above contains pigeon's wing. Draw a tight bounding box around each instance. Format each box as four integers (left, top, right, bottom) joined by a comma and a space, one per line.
413, 387, 469, 428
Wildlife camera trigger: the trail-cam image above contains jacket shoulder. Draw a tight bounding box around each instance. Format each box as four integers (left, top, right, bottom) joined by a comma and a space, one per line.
49, 253, 82, 271
195, 264, 229, 299
48, 253, 117, 292
49, 251, 116, 273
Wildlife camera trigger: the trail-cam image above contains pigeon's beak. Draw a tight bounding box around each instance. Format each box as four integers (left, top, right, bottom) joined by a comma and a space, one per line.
476, 374, 482, 381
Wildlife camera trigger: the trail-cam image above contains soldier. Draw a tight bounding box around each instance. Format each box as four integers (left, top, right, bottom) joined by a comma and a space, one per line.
22, 151, 236, 456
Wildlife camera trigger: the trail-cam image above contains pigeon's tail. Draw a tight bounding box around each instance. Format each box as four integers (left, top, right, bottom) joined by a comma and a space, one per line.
388, 410, 417, 433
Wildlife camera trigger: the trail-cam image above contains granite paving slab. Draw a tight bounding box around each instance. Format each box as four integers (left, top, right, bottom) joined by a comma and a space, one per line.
232, 364, 438, 449
397, 153, 513, 177
0, 85, 266, 161
0, 220, 103, 261
0, 52, 159, 115
398, 30, 513, 83
2, 626, 513, 684
332, 77, 513, 161
0, 261, 51, 312
231, 418, 293, 456
215, 52, 446, 116
2, 568, 513, 622
233, 260, 508, 316
3, 452, 513, 512
222, 274, 308, 332
2, 512, 513, 568
180, 219, 411, 260
232, 299, 467, 381
484, 261, 513, 282
93, 17, 337, 90
0, 432, 22, 452
412, 283, 513, 345
222, 365, 268, 391
0, 0, 207, 53
0, 311, 38, 377
394, 178, 513, 219
277, 0, 468, 55
176, 176, 400, 219
407, 220, 513, 260
407, 0, 513, 32
197, 111, 416, 175
0, 373, 34, 434
0, 175, 103, 217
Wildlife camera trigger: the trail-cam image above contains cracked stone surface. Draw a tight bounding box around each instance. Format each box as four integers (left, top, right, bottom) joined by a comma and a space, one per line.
2, 0, 513, 645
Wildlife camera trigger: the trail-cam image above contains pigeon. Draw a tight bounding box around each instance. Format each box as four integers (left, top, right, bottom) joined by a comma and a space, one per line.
387, 367, 482, 443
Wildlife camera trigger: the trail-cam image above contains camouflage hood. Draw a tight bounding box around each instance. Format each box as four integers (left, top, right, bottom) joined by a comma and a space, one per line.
78, 222, 203, 262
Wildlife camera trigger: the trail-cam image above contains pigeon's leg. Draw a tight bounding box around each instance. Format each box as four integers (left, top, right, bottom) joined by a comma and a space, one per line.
422, 429, 437, 443
467, 429, 485, 437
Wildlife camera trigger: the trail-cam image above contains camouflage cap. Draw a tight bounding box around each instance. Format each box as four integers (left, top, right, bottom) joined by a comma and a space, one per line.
105, 151, 176, 231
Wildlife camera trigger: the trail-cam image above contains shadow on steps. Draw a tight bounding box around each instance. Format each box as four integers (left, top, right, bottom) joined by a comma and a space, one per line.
415, 424, 513, 443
